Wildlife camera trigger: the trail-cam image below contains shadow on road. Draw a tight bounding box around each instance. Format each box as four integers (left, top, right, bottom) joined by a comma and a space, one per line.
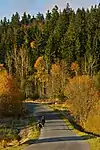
23, 135, 93, 145
25, 102, 61, 121
51, 128, 73, 131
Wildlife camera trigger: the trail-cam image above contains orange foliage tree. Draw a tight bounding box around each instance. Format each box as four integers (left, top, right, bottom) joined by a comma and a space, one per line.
0, 68, 23, 116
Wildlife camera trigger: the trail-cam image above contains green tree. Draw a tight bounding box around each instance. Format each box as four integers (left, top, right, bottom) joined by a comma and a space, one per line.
61, 12, 76, 67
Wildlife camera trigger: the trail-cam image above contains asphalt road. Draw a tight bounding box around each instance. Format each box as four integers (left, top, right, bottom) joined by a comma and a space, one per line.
25, 103, 90, 150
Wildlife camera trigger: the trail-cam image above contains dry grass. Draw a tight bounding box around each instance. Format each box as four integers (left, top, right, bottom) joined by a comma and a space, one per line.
89, 138, 100, 150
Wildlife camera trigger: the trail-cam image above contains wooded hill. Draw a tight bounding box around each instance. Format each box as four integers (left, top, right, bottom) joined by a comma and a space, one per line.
0, 3, 100, 135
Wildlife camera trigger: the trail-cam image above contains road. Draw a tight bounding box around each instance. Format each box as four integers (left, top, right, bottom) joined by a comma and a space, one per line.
25, 103, 90, 150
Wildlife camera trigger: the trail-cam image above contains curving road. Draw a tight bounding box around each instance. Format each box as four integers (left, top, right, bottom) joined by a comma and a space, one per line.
25, 103, 90, 150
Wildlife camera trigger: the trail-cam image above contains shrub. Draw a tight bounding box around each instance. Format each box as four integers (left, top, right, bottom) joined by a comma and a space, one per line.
85, 100, 100, 134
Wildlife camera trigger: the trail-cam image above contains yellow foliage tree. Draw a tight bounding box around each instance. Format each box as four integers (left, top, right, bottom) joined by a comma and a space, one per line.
34, 56, 47, 97
51, 63, 61, 98
46, 60, 68, 99
64, 75, 99, 127
34, 56, 46, 83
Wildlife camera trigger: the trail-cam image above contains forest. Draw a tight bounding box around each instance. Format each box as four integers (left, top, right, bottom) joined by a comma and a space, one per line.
0, 3, 100, 135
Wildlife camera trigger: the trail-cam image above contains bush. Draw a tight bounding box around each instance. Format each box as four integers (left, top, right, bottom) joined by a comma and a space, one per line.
85, 100, 100, 134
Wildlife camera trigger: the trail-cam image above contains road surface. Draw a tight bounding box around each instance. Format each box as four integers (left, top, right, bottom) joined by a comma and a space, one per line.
25, 103, 90, 150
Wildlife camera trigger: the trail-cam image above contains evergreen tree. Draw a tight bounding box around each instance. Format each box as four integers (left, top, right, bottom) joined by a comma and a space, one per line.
11, 12, 20, 28
61, 12, 76, 66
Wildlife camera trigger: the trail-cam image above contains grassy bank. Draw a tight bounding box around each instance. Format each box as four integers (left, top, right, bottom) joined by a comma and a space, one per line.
0, 116, 40, 150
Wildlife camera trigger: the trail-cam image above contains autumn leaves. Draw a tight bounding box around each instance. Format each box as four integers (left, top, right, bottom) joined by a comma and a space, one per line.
0, 67, 23, 116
